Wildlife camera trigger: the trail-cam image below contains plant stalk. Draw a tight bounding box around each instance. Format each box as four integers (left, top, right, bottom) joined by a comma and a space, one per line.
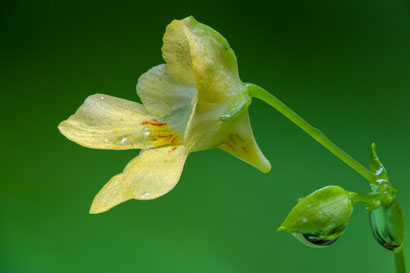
395, 248, 406, 273
247, 83, 374, 182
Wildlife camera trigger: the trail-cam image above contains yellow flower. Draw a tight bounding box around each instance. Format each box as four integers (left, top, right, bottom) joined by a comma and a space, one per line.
58, 16, 270, 214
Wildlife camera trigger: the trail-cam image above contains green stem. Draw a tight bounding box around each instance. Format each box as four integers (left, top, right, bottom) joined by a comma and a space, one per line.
348, 183, 393, 206
247, 83, 374, 182
395, 248, 406, 273
348, 191, 384, 205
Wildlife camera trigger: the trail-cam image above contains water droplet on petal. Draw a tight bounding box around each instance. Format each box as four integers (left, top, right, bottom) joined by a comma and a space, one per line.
143, 128, 151, 136
141, 192, 150, 198
120, 137, 127, 144
220, 114, 232, 120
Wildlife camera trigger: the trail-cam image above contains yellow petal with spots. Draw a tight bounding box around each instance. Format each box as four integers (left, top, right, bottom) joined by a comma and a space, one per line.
217, 113, 271, 173
90, 146, 188, 214
142, 120, 183, 147
58, 94, 180, 150
58, 94, 156, 150
137, 64, 197, 135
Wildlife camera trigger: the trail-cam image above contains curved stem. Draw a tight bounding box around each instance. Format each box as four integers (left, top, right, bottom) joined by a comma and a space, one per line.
247, 83, 374, 182
348, 191, 384, 205
395, 248, 406, 273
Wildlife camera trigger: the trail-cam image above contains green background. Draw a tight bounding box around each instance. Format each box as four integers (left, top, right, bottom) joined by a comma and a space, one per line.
1, 0, 410, 272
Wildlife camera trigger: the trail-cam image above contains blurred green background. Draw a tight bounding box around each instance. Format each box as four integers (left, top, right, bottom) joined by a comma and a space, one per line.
1, 0, 410, 272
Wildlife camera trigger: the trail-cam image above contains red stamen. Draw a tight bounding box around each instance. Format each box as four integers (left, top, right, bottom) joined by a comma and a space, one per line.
157, 135, 173, 139
142, 121, 167, 126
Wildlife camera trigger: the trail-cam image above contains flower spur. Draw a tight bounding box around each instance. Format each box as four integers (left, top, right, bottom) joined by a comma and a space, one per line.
58, 16, 270, 214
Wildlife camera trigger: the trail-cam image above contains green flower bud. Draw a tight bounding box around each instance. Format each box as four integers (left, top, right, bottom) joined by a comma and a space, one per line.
368, 143, 404, 251
278, 185, 353, 248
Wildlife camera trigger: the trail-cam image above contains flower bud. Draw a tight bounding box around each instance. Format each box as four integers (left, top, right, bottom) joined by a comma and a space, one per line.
368, 143, 404, 251
278, 185, 353, 248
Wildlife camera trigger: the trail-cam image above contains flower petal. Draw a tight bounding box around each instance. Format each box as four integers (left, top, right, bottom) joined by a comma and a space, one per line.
137, 64, 197, 134
162, 19, 193, 71
217, 113, 271, 173
162, 16, 242, 103
58, 94, 177, 150
89, 146, 188, 214
184, 17, 242, 103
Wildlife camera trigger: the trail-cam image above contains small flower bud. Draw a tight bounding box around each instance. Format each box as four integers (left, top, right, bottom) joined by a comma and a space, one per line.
369, 144, 404, 251
278, 185, 353, 248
